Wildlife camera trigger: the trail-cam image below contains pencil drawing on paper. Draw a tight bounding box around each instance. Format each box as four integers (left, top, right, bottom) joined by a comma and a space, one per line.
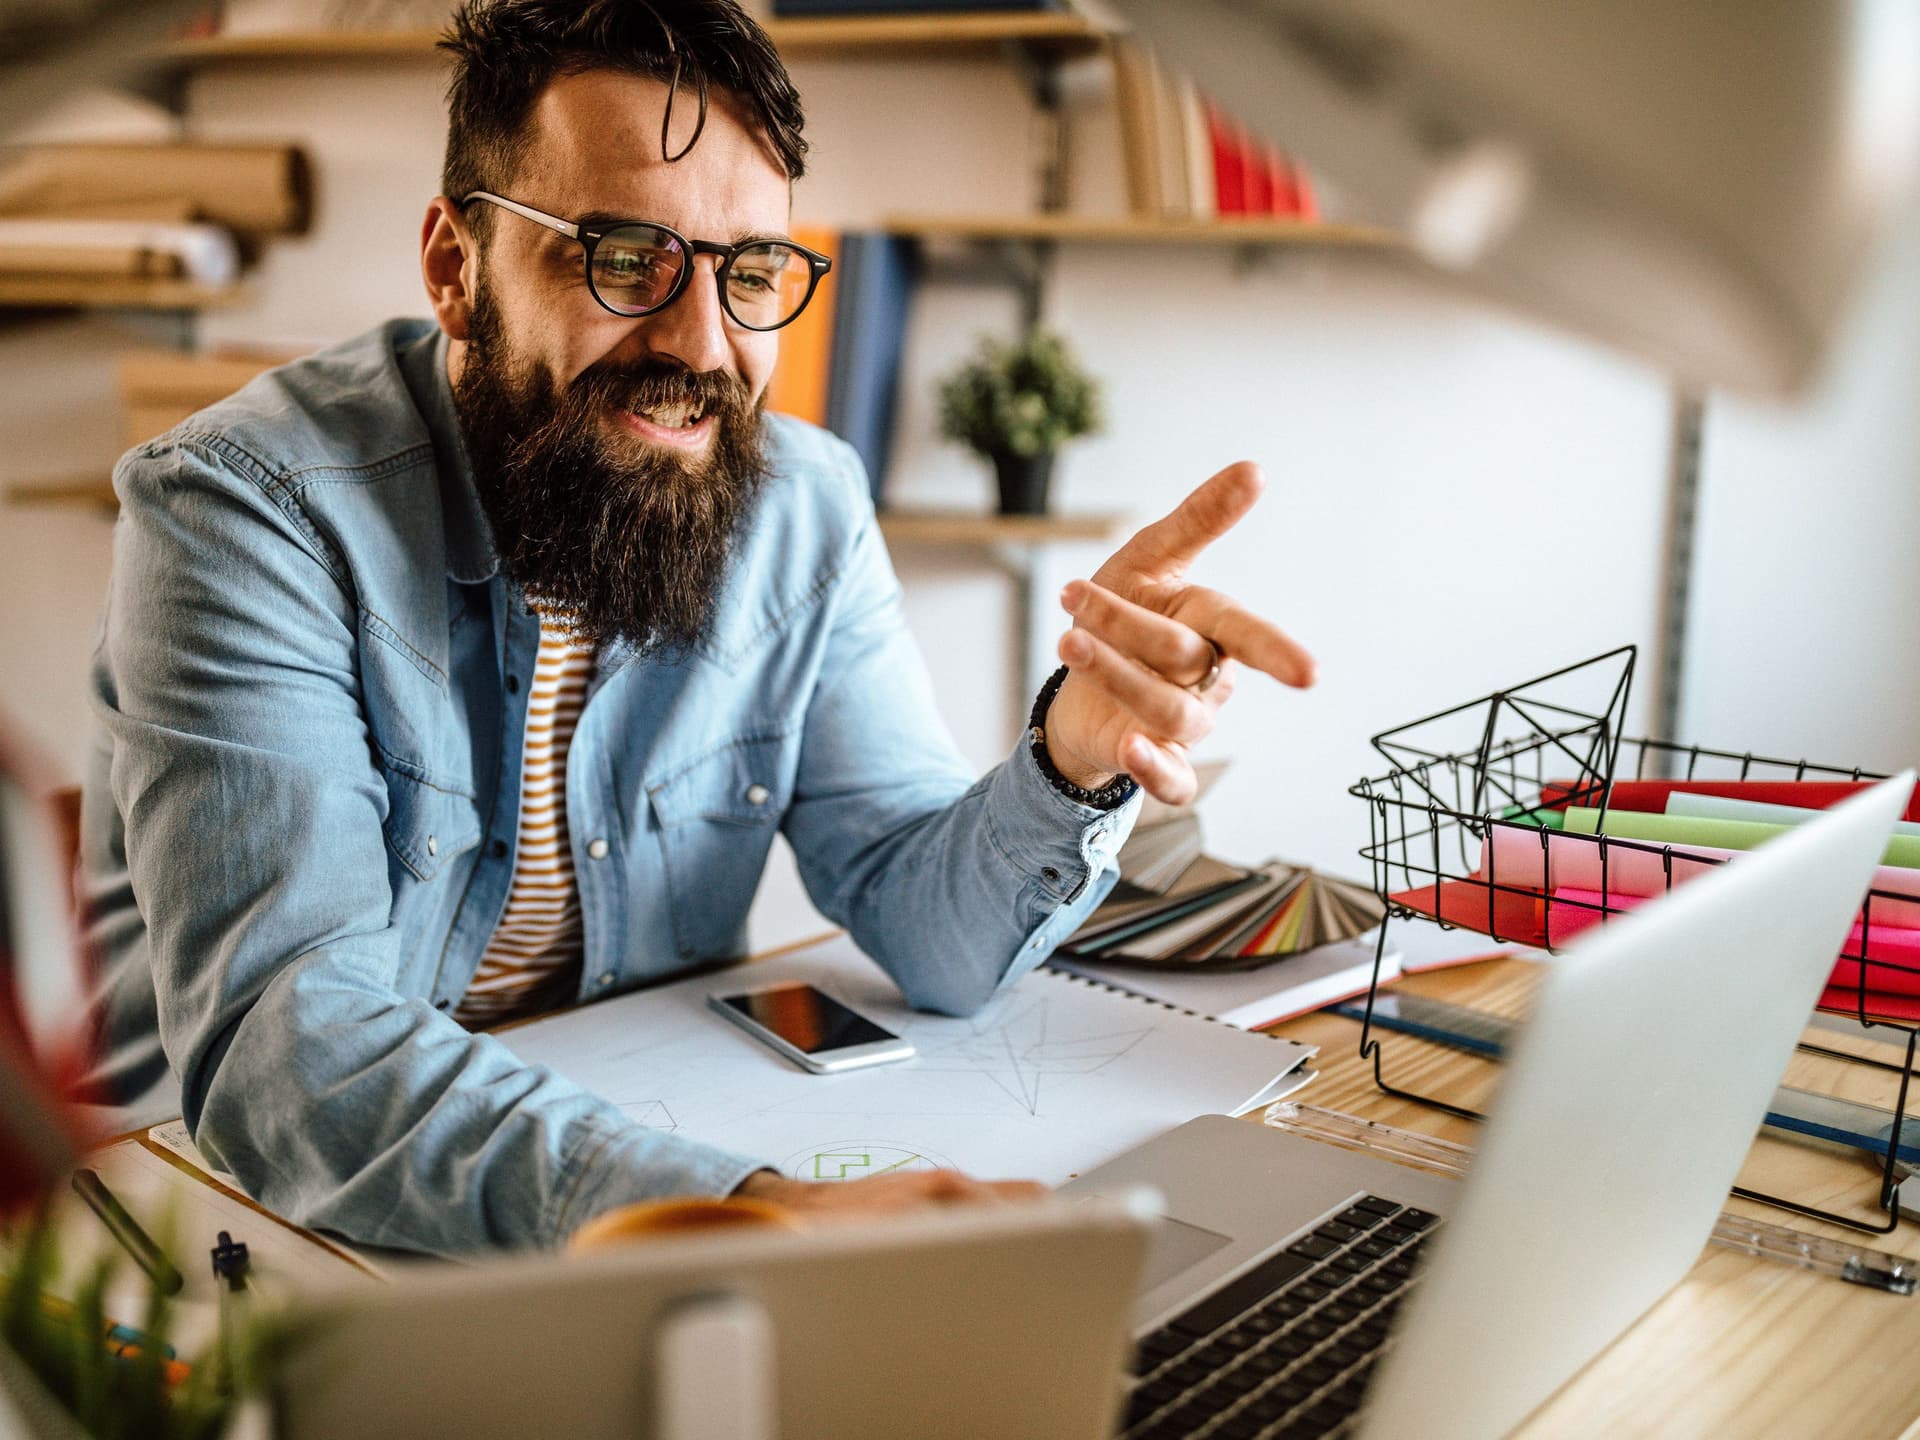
613, 1100, 679, 1131
783, 1142, 957, 1182
902, 996, 1155, 1116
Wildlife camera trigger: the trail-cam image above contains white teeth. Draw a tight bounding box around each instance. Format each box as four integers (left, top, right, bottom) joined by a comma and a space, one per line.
628, 399, 704, 428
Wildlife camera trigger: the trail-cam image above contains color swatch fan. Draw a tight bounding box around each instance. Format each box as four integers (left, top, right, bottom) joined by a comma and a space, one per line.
1068, 859, 1385, 971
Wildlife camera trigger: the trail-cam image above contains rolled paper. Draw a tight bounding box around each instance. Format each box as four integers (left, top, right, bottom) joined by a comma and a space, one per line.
1539, 777, 1920, 824
1476, 822, 1920, 927
1667, 791, 1920, 840
1548, 887, 1920, 995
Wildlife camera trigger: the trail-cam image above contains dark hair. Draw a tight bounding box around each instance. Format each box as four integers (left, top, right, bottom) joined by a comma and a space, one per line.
439, 0, 807, 231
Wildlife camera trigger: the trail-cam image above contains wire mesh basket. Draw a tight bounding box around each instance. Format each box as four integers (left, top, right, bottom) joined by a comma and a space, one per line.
1348, 645, 1919, 1234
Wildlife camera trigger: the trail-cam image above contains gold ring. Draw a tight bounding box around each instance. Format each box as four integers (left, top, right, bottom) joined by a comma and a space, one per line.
1188, 642, 1222, 696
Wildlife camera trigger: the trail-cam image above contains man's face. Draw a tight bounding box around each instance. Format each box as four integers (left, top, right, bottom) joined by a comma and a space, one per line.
449, 69, 793, 651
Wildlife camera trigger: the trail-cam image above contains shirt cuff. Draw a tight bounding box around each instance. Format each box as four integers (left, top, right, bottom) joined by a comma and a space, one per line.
549, 1118, 772, 1245
987, 733, 1141, 905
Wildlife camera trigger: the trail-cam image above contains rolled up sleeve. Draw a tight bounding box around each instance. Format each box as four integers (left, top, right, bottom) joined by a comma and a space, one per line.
780, 445, 1139, 1018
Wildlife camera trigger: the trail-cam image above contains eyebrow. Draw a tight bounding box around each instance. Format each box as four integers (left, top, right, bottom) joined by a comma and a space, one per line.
573, 211, 794, 246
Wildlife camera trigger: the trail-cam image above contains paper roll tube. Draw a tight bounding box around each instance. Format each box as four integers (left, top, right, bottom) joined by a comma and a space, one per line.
1548, 887, 1920, 995
1478, 822, 1920, 927
0, 143, 311, 235
1561, 805, 1920, 871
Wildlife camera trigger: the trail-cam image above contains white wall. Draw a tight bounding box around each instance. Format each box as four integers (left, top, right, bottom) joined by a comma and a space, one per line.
1681, 202, 1920, 777
2, 32, 1692, 953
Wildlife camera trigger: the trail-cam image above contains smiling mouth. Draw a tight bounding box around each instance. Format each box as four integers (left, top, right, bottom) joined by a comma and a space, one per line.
611, 398, 715, 448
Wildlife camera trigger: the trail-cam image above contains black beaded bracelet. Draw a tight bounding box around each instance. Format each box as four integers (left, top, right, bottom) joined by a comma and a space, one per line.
1028, 665, 1138, 810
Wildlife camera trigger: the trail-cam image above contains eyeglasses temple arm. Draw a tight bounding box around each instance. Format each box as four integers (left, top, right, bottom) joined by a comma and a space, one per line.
461, 191, 581, 241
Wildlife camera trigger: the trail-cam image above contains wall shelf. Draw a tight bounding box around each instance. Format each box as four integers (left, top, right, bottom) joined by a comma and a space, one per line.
7, 477, 114, 509
162, 13, 1109, 65
0, 277, 246, 311
886, 214, 1404, 250
877, 508, 1129, 547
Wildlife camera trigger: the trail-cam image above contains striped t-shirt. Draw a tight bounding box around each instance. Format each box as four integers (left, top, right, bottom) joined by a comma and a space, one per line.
453, 616, 594, 1028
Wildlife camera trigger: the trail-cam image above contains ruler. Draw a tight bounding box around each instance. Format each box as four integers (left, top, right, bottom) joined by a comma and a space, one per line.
1331, 991, 1920, 1168
1264, 1101, 1918, 1294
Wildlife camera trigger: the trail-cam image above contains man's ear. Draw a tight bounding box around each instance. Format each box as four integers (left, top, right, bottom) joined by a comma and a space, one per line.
421, 197, 478, 341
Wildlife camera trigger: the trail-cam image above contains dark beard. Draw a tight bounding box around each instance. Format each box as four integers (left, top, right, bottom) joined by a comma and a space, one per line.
451, 292, 769, 655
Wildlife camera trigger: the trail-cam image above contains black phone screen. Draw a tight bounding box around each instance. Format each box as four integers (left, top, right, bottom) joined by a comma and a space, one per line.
720, 984, 898, 1054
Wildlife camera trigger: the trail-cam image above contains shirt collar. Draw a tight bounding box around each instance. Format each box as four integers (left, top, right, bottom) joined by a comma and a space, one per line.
399, 323, 500, 585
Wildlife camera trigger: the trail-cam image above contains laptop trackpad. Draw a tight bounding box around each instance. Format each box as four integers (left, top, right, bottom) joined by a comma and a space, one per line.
1141, 1215, 1235, 1293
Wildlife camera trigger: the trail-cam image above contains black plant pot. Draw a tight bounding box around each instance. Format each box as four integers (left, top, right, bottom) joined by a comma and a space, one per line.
990, 450, 1055, 516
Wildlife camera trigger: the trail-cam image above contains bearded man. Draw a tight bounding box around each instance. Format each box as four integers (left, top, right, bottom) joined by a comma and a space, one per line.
79, 0, 1314, 1254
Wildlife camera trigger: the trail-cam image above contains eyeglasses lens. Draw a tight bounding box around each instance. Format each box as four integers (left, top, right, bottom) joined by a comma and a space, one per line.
725, 242, 814, 329
590, 224, 685, 315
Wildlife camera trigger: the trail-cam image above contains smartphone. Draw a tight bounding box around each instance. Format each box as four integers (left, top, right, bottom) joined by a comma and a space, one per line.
707, 983, 917, 1074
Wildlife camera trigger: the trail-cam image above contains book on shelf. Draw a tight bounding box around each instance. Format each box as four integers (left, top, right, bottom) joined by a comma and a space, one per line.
761, 227, 909, 506
790, 228, 913, 507
1112, 43, 1321, 224
761, 224, 841, 428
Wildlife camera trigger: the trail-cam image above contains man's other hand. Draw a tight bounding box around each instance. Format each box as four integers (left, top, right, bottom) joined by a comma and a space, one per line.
1045, 461, 1316, 805
734, 1167, 1047, 1218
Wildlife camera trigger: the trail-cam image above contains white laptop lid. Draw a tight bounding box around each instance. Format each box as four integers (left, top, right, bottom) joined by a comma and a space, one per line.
276, 1195, 1150, 1440
1356, 772, 1912, 1440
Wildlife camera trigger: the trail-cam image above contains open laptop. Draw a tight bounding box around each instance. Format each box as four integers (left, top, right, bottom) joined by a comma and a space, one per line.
1060, 772, 1914, 1439
277, 775, 1906, 1440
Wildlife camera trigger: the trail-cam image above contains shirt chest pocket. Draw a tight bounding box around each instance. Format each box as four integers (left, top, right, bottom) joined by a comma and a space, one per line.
383, 768, 483, 885
646, 731, 795, 962
358, 626, 482, 887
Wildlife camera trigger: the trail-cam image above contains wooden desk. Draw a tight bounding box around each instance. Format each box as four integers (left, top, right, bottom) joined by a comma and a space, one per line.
1275, 956, 1920, 1439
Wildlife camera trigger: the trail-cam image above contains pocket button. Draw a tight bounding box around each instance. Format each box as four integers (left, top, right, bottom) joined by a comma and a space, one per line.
744, 783, 770, 806
587, 838, 610, 860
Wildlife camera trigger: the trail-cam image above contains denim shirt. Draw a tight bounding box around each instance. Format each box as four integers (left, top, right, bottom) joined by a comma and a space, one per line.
81, 318, 1137, 1255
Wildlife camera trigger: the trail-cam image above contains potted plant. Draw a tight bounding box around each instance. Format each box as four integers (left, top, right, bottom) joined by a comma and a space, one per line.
1, 1206, 289, 1440
937, 329, 1102, 516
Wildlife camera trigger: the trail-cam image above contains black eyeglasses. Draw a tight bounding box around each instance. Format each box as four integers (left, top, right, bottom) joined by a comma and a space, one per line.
461, 191, 831, 332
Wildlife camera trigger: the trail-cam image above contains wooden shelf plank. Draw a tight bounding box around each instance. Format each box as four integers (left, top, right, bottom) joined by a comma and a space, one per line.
771, 12, 1106, 59
163, 13, 1108, 64
886, 214, 1405, 249
0, 277, 246, 311
164, 28, 444, 61
878, 508, 1129, 546
11, 489, 1131, 545
8, 477, 116, 508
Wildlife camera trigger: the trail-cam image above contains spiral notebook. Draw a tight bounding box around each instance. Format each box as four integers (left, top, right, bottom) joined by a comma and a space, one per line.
495, 934, 1317, 1187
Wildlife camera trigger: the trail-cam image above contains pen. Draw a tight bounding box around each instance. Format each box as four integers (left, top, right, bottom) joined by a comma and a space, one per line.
0, 1279, 178, 1359
70, 1168, 184, 1296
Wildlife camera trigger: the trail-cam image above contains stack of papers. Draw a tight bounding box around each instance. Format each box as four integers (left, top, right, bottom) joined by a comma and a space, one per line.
1052, 934, 1401, 1031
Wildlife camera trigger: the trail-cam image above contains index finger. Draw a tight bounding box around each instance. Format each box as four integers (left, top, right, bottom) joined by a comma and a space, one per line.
1116, 461, 1265, 574
1175, 585, 1317, 689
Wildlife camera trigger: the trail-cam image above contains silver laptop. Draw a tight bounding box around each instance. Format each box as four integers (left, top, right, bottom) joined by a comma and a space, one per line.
1061, 772, 1913, 1440
275, 776, 1905, 1440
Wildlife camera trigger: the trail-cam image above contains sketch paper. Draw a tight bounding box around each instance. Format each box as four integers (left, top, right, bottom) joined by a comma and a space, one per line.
495, 935, 1316, 1187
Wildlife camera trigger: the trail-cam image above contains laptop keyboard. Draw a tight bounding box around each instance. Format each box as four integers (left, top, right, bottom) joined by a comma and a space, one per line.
1119, 1195, 1440, 1440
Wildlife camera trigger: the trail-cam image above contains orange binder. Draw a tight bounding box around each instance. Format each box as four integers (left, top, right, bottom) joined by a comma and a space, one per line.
763, 224, 839, 427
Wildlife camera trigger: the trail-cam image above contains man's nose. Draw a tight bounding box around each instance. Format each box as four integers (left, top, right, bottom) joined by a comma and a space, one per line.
636, 255, 732, 375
